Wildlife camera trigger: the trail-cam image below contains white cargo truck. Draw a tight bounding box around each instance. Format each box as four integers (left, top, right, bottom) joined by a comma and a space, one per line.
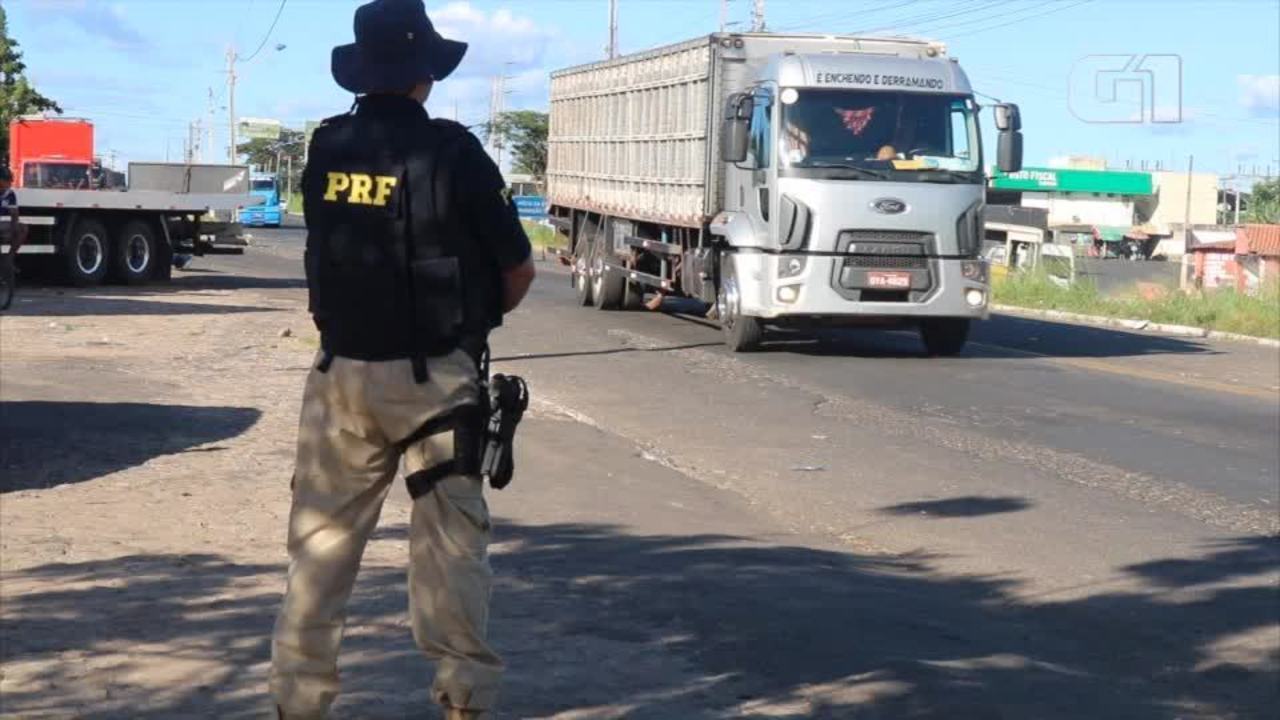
546, 32, 1023, 353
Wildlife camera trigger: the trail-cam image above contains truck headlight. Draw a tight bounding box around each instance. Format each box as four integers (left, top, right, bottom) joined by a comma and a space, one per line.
777, 285, 800, 303
961, 259, 988, 283
966, 289, 986, 307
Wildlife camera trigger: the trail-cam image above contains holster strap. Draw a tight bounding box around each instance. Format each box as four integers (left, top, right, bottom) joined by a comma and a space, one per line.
405, 460, 456, 500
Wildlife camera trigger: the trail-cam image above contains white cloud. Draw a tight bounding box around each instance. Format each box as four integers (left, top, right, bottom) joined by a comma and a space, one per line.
432, 2, 555, 79
25, 0, 149, 51
1238, 74, 1280, 117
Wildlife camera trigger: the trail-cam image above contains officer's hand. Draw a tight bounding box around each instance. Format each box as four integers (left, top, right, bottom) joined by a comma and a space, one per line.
502, 258, 536, 313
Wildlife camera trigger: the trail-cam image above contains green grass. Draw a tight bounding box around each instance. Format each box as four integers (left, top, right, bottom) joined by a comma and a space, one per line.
521, 220, 561, 250
288, 192, 304, 215
994, 271, 1280, 339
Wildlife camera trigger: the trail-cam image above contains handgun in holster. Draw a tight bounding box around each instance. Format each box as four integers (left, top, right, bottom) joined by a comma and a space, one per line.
475, 373, 528, 490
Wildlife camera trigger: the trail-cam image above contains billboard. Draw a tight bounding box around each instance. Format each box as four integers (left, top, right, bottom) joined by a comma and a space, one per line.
238, 117, 282, 141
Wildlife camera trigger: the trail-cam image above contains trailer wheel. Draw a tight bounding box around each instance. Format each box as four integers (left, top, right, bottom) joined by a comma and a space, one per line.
573, 240, 594, 306
64, 218, 110, 287
920, 318, 970, 356
718, 255, 763, 352
591, 251, 625, 310
622, 278, 646, 311
112, 220, 158, 285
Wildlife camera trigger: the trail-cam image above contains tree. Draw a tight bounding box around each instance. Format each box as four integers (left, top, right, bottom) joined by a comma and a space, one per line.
237, 129, 304, 192
1246, 177, 1280, 224
0, 6, 62, 162
490, 110, 548, 179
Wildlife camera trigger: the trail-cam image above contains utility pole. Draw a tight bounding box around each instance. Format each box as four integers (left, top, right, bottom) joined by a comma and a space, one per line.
607, 0, 619, 59
720, 0, 729, 32
227, 46, 238, 165
751, 0, 765, 31
206, 88, 217, 163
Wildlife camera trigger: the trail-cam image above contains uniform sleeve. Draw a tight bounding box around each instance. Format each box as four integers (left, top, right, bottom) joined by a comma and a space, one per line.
453, 136, 532, 271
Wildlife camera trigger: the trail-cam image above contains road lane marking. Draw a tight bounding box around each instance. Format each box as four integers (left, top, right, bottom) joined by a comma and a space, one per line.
969, 341, 1279, 401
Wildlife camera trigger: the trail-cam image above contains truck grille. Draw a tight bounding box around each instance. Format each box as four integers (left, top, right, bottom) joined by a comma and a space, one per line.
832, 230, 938, 302
845, 255, 929, 270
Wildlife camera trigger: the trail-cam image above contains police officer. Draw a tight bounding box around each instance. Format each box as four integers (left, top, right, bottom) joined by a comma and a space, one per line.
270, 1, 534, 718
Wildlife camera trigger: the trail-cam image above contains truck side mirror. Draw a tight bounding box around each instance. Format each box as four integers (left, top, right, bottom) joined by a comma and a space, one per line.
997, 130, 1023, 173
721, 93, 751, 163
993, 103, 1021, 132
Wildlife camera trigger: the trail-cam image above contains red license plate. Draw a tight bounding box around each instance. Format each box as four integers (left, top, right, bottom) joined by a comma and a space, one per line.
867, 271, 912, 289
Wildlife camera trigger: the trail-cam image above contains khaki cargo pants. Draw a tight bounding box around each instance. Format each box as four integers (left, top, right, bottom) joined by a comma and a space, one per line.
270, 350, 502, 717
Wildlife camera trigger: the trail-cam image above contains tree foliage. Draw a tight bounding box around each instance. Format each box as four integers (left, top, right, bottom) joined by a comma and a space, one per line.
237, 129, 304, 190
490, 110, 548, 179
1, 6, 62, 162
1246, 177, 1280, 224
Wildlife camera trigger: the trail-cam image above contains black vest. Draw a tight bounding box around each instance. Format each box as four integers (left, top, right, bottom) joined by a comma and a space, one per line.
303, 97, 499, 361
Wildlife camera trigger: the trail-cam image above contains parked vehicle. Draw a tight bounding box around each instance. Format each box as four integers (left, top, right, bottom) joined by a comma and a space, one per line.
983, 223, 1076, 287
240, 172, 284, 227
4, 116, 253, 286
546, 32, 1023, 353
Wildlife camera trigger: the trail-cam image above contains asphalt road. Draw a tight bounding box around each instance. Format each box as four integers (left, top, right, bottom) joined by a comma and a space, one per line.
64, 223, 1273, 717
235, 223, 1280, 518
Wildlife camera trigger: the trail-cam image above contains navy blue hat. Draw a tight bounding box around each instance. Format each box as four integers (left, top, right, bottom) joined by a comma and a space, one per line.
331, 0, 467, 93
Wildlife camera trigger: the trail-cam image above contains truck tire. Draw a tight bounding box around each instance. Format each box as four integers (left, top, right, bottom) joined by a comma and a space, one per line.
591, 251, 625, 310
64, 218, 110, 287
622, 278, 646, 311
112, 220, 158, 285
574, 239, 594, 306
920, 318, 970, 356
718, 256, 764, 352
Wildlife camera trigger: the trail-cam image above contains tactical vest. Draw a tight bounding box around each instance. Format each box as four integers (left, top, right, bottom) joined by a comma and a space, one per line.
303, 102, 499, 365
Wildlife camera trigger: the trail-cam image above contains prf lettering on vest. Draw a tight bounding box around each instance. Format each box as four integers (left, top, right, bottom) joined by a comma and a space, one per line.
324, 171, 398, 206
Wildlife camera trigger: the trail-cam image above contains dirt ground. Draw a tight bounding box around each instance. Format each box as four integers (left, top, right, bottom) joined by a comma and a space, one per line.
0, 270, 846, 719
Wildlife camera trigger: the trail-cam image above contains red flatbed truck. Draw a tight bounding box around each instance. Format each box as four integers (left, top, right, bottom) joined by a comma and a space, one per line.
4, 116, 253, 286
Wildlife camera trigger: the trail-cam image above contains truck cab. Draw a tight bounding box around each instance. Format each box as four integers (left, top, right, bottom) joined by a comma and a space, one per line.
715, 44, 1023, 353
240, 173, 283, 227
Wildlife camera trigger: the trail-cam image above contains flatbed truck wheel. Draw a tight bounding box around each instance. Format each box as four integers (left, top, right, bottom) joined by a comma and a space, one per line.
64, 218, 110, 287
920, 318, 970, 356
112, 219, 158, 285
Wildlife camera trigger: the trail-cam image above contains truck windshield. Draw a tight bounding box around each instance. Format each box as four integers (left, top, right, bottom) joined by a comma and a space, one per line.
779, 89, 980, 179
251, 180, 277, 192
24, 162, 94, 189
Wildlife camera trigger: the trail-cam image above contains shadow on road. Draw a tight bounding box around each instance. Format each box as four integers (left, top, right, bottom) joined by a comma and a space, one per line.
1, 521, 1274, 718
492, 340, 721, 364
879, 495, 1033, 518
0, 401, 261, 492
2, 293, 280, 317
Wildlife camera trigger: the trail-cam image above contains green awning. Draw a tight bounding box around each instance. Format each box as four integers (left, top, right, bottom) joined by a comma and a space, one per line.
1096, 226, 1127, 242
990, 167, 1153, 195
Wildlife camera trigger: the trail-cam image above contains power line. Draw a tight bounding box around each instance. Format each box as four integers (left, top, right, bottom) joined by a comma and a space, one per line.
944, 0, 1091, 40
240, 0, 289, 63
773, 1, 921, 33
911, 0, 1054, 36
859, 0, 1005, 35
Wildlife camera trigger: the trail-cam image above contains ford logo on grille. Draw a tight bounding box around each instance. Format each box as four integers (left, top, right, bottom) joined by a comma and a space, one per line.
871, 198, 908, 215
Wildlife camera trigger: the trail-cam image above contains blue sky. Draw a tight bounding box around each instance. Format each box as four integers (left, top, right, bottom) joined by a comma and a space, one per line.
7, 0, 1278, 183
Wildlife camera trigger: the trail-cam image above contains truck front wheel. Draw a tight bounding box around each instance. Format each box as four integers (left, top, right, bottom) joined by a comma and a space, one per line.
64, 218, 110, 287
112, 220, 158, 285
718, 256, 764, 352
920, 318, 971, 356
